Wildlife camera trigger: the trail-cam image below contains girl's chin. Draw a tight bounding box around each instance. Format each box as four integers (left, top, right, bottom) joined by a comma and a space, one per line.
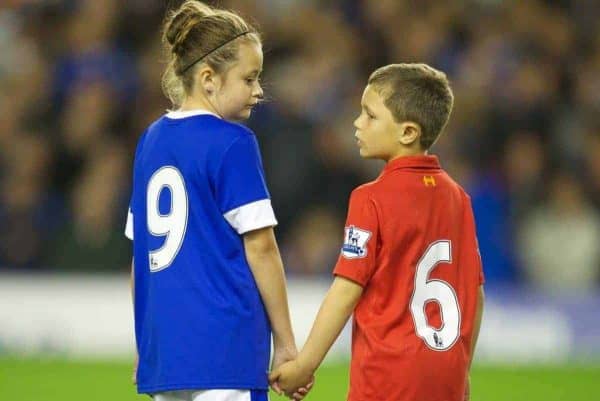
238, 108, 253, 118
227, 109, 251, 122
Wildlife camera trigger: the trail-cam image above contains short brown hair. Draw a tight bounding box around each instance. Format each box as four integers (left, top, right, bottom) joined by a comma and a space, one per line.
368, 63, 454, 150
161, 0, 261, 107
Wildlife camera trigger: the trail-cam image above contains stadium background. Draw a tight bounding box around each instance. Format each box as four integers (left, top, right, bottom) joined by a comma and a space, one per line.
1, 0, 599, 400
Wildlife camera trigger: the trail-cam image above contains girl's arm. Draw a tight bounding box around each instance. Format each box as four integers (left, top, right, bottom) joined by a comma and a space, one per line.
243, 227, 296, 359
130, 259, 138, 385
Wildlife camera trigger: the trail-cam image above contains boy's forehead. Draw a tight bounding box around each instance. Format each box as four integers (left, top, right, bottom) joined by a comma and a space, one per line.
362, 85, 384, 106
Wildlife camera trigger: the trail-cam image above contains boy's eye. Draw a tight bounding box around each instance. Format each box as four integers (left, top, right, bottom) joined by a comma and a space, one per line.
361, 107, 374, 119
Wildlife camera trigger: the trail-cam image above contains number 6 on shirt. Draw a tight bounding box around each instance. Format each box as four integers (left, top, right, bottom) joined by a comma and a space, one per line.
410, 240, 460, 351
147, 166, 189, 272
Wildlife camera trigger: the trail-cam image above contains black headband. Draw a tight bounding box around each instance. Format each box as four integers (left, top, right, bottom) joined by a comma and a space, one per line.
180, 31, 250, 74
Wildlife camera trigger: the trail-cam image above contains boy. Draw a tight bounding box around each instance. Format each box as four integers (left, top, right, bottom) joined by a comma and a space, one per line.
269, 63, 485, 401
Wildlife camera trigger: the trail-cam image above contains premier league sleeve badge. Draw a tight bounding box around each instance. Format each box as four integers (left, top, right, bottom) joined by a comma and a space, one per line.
341, 225, 372, 259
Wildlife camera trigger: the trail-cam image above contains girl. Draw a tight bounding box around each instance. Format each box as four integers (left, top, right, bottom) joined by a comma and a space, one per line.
125, 2, 308, 400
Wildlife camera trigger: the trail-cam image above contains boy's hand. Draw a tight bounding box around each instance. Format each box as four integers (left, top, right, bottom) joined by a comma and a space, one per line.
269, 359, 314, 399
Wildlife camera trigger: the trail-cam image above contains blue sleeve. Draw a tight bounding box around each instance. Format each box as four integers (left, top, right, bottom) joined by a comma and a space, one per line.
216, 133, 277, 234
216, 134, 270, 212
125, 131, 148, 240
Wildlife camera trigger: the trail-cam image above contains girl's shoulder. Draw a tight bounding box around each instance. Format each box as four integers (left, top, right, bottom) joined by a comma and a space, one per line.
158, 111, 256, 141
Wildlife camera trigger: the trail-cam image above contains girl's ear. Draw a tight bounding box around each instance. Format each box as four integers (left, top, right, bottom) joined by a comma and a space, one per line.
196, 65, 217, 95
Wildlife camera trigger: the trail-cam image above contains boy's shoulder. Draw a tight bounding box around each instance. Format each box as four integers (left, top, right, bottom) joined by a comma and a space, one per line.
437, 169, 472, 202
350, 166, 471, 207
348, 177, 399, 208
349, 181, 379, 201
350, 171, 408, 198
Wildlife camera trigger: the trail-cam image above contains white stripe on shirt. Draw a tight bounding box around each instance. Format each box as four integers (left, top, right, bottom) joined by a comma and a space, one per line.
125, 208, 134, 240
223, 199, 277, 234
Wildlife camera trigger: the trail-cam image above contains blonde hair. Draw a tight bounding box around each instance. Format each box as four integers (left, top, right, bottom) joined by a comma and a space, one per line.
161, 0, 261, 107
368, 63, 454, 150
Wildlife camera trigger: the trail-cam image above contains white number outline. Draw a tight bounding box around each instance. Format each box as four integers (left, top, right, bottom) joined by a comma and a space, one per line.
147, 166, 188, 273
409, 240, 461, 351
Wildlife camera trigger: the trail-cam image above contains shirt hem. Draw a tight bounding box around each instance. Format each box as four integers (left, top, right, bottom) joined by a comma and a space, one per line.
138, 382, 268, 394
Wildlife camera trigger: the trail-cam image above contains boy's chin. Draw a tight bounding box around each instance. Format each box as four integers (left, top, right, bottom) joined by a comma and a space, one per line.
359, 148, 377, 159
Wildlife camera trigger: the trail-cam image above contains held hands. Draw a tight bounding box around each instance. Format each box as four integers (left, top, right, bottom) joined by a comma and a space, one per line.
269, 357, 315, 400
270, 344, 313, 400
271, 343, 298, 378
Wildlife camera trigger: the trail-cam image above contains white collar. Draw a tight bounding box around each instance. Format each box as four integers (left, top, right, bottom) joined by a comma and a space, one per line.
165, 109, 221, 119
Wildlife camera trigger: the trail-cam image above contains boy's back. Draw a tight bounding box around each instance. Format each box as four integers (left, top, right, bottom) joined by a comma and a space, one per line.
268, 63, 484, 401
334, 155, 484, 401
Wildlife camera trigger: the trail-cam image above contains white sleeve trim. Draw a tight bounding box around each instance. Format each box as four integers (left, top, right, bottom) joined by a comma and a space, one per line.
125, 209, 134, 240
223, 199, 278, 234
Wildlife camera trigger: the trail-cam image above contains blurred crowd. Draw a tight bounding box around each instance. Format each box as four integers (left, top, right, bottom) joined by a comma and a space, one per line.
1, 0, 600, 293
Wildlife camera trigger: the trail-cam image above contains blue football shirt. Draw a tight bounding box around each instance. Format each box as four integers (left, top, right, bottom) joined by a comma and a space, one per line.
125, 109, 277, 394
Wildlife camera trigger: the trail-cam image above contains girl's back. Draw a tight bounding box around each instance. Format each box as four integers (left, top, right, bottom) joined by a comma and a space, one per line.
128, 110, 275, 393
126, 2, 300, 400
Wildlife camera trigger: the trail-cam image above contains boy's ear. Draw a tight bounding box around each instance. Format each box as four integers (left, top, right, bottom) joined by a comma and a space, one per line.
398, 122, 421, 147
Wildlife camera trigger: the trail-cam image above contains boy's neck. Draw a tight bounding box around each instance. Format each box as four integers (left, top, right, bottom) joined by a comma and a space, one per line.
385, 147, 427, 163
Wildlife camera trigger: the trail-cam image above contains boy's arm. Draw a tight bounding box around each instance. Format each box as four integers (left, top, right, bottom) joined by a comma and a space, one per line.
269, 276, 363, 394
470, 285, 485, 368
243, 227, 297, 363
464, 285, 484, 401
298, 276, 363, 372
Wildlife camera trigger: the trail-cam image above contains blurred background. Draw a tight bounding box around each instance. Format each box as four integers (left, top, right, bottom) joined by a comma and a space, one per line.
1, 0, 599, 400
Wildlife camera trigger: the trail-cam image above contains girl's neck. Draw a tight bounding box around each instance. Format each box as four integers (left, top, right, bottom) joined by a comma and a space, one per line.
179, 96, 219, 115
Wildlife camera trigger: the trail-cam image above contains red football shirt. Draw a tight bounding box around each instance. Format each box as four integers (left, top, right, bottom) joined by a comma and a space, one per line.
334, 155, 484, 401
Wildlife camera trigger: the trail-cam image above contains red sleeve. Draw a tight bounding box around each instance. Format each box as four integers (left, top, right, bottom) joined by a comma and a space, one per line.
333, 188, 380, 287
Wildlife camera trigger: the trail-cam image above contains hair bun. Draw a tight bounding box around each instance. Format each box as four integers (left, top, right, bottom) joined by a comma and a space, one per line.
164, 1, 214, 52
